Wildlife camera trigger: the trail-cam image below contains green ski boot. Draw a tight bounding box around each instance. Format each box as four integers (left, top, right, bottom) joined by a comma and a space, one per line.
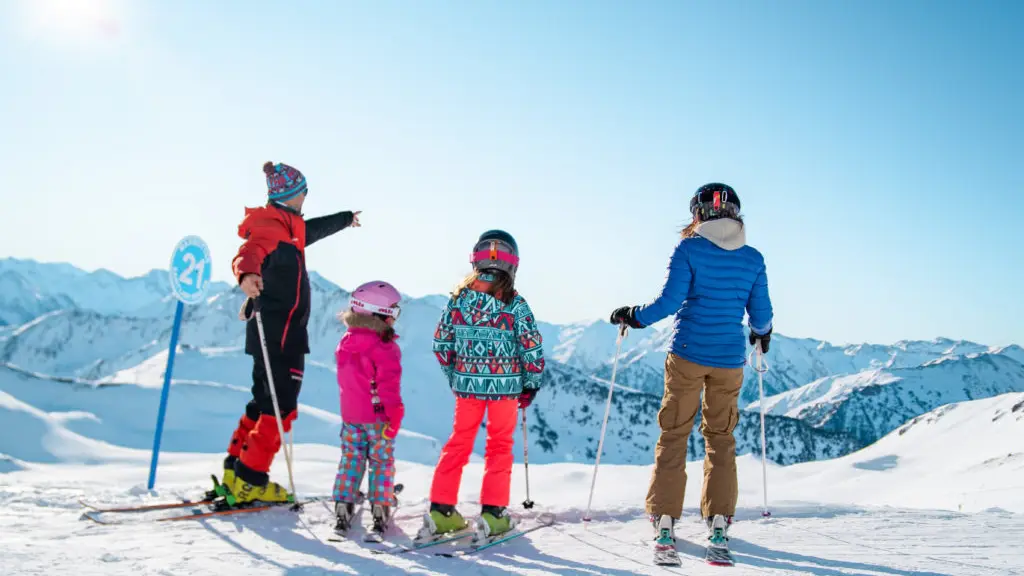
476, 505, 516, 539
415, 503, 468, 541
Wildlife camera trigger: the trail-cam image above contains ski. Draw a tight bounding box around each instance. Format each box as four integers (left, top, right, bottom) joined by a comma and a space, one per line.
435, 512, 556, 557
370, 528, 477, 555
648, 515, 682, 566
82, 498, 318, 525
653, 542, 681, 566
78, 497, 212, 513
158, 499, 311, 522
705, 516, 735, 566
78, 474, 231, 515
705, 545, 735, 566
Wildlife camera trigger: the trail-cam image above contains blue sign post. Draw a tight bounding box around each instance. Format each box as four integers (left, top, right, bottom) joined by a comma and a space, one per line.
147, 236, 212, 490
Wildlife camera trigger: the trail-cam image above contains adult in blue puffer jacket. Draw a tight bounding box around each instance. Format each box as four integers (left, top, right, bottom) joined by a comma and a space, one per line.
609, 183, 773, 549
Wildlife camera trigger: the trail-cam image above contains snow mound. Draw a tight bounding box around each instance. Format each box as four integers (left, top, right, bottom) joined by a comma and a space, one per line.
774, 391, 1024, 513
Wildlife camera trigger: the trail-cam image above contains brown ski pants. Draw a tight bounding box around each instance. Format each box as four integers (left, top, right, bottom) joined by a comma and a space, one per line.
645, 353, 744, 519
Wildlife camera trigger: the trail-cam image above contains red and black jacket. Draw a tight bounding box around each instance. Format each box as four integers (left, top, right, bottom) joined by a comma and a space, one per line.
232, 203, 354, 357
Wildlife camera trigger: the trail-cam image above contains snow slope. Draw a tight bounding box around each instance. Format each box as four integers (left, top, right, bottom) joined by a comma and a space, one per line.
747, 352, 1024, 445
764, 391, 1024, 513
1, 393, 1022, 575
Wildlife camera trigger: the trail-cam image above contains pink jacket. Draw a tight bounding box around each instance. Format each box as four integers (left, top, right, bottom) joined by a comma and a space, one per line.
335, 310, 404, 437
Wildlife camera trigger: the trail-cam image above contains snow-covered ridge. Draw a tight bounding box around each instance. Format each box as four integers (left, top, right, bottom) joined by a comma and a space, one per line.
747, 351, 1024, 445
0, 257, 233, 325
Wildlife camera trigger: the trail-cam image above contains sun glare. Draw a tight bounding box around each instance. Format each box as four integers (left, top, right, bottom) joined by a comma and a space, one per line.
27, 0, 121, 40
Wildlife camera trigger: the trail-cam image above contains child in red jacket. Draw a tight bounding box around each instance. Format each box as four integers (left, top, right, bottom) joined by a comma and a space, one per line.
221, 161, 360, 504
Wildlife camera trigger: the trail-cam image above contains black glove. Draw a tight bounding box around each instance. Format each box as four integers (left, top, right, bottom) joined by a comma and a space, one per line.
519, 388, 538, 409
749, 327, 772, 353
609, 306, 645, 329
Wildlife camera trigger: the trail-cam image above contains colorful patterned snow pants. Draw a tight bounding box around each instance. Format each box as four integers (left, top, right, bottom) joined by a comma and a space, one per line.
332, 422, 396, 506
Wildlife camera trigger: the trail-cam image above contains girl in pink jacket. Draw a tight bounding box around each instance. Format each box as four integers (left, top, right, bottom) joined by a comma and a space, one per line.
332, 281, 404, 539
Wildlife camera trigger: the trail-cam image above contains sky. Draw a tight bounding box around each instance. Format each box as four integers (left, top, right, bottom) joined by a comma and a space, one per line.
1, 0, 1021, 347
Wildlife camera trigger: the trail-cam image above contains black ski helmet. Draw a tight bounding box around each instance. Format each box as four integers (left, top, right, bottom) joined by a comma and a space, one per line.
470, 229, 519, 278
689, 183, 741, 221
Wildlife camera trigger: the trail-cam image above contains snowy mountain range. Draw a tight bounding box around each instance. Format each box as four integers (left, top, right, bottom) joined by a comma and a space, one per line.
1, 256, 1021, 470
746, 351, 1024, 446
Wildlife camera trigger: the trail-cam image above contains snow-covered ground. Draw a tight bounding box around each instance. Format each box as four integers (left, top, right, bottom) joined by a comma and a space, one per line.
2, 392, 1023, 575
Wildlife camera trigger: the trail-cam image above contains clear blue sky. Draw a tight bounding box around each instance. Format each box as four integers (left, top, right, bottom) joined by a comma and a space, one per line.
1, 0, 1021, 346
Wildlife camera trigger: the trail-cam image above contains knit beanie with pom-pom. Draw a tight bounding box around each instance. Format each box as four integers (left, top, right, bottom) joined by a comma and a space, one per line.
263, 161, 307, 202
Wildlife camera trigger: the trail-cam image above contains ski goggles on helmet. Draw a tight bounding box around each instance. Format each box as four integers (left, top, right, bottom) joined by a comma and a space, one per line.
470, 239, 520, 280
349, 297, 401, 320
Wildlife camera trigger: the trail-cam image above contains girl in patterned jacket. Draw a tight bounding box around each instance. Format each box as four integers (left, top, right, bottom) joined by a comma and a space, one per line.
421, 230, 545, 540
331, 281, 405, 539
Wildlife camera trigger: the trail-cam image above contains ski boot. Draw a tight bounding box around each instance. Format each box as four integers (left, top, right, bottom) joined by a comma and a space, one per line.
224, 474, 294, 507
475, 505, 516, 542
705, 514, 735, 566
652, 514, 676, 543
652, 514, 681, 566
706, 514, 731, 547
204, 456, 237, 501
415, 503, 468, 542
364, 504, 392, 542
334, 501, 356, 536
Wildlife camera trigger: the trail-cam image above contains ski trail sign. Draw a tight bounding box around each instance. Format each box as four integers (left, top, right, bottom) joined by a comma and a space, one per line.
148, 236, 212, 490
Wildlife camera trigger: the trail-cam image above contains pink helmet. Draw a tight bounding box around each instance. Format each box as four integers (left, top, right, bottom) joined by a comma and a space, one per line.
349, 280, 402, 319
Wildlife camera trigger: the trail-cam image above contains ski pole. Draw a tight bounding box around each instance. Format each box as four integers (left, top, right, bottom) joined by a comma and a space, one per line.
583, 323, 627, 523
520, 407, 536, 506
754, 341, 771, 518
253, 298, 299, 509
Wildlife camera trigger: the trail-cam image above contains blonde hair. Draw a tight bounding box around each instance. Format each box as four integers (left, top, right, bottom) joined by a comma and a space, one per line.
681, 215, 702, 239
681, 212, 744, 239
452, 270, 515, 305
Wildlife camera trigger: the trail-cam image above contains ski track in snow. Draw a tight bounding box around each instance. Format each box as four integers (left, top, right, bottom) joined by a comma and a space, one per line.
1, 450, 1022, 576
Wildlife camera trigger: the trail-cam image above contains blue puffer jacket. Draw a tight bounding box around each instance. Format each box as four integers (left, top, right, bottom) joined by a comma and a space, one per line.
634, 218, 773, 369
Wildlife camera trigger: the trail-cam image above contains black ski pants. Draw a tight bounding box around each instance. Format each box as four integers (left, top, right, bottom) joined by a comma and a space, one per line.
243, 351, 305, 424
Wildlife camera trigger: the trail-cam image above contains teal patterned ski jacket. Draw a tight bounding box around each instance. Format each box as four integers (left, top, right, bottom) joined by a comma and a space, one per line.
432, 288, 545, 398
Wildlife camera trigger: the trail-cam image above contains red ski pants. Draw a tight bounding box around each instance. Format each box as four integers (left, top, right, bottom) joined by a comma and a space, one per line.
227, 352, 303, 475
429, 397, 518, 508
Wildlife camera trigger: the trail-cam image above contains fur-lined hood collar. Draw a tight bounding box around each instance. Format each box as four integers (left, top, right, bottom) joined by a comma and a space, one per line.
340, 310, 397, 342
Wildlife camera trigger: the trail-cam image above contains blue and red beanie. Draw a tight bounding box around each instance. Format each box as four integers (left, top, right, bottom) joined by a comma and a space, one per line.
263, 161, 307, 202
